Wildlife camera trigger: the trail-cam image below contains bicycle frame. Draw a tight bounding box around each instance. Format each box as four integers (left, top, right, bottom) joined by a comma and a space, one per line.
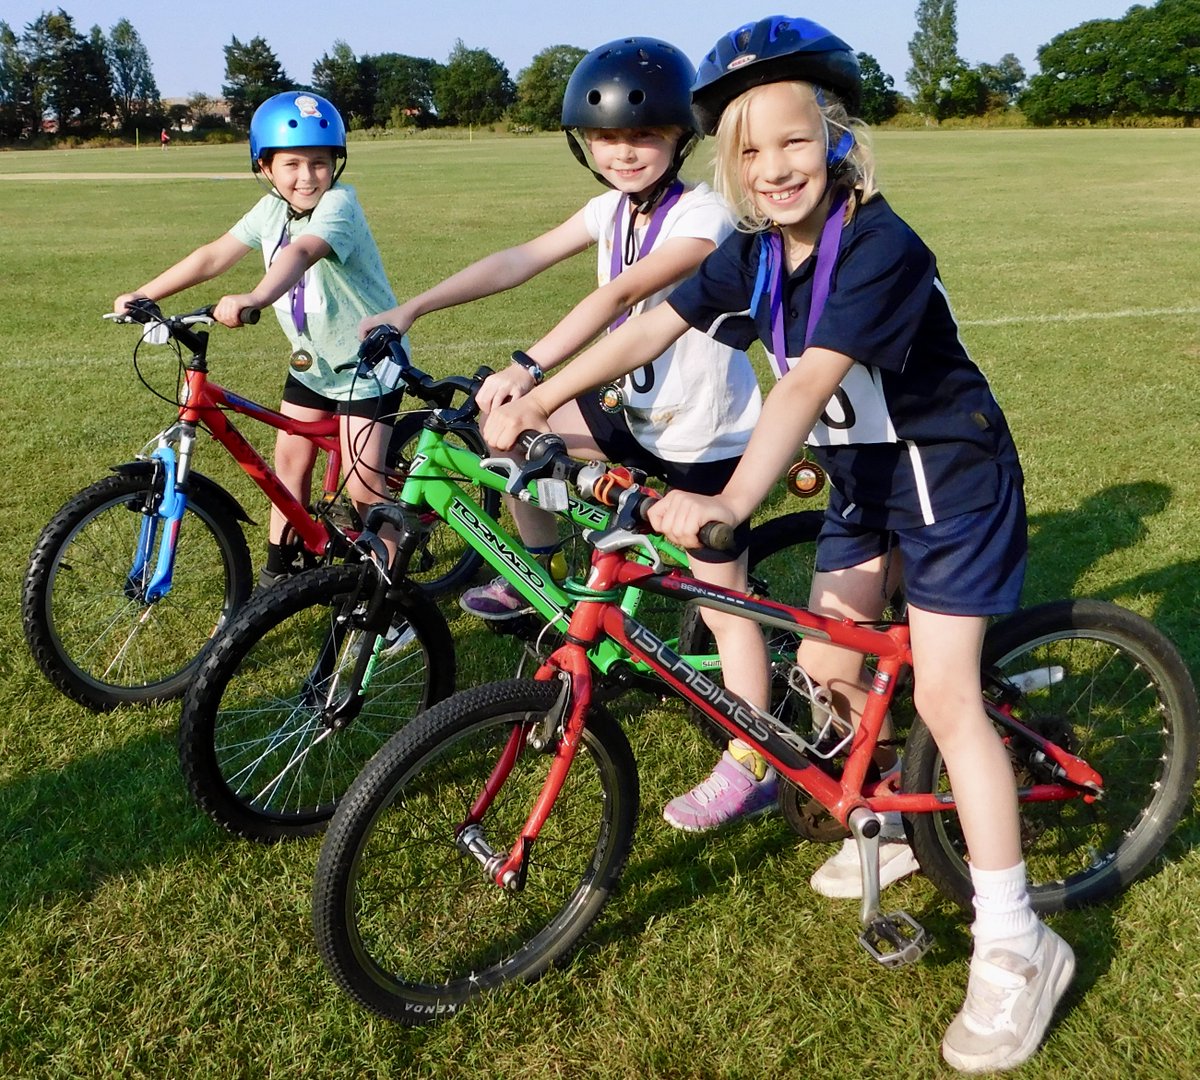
396, 420, 698, 675
131, 349, 363, 600
465, 543, 1106, 898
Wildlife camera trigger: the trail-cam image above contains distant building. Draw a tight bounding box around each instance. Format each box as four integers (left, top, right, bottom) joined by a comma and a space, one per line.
162, 97, 233, 131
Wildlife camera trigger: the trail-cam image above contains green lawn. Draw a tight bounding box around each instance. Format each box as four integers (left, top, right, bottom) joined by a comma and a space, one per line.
2, 129, 1199, 1078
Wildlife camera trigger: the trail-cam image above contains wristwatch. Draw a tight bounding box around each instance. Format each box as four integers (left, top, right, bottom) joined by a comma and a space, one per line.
510, 350, 545, 384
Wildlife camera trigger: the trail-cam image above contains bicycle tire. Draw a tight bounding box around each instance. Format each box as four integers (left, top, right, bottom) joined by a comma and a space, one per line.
178, 563, 456, 841
902, 599, 1200, 913
21, 472, 252, 711
676, 510, 824, 745
386, 410, 500, 596
313, 678, 638, 1023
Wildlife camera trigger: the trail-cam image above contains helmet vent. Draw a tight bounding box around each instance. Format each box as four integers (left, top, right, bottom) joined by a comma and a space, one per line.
735, 29, 752, 50
587, 89, 602, 105
628, 90, 645, 105
287, 119, 298, 128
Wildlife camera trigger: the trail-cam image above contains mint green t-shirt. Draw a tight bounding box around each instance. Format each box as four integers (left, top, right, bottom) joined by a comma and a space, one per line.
230, 185, 403, 401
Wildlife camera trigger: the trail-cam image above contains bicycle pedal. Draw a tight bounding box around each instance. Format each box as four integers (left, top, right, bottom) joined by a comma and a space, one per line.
858, 911, 932, 969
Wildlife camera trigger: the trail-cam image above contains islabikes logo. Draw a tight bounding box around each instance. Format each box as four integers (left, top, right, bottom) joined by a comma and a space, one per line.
728, 53, 758, 70
625, 618, 808, 763
449, 501, 555, 601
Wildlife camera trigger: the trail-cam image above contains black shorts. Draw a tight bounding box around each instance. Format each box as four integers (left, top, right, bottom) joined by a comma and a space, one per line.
576, 389, 747, 563
282, 374, 403, 420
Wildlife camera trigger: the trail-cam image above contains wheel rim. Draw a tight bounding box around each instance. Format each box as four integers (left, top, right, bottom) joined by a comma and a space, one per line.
46, 489, 239, 696
929, 626, 1185, 897
211, 596, 432, 823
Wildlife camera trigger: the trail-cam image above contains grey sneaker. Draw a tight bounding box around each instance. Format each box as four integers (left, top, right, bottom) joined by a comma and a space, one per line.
942, 923, 1075, 1073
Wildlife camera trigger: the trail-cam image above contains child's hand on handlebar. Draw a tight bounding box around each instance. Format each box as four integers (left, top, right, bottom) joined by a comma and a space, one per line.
113, 292, 148, 315
647, 490, 739, 551
484, 394, 551, 451
475, 366, 537, 416
359, 304, 415, 340
213, 294, 257, 328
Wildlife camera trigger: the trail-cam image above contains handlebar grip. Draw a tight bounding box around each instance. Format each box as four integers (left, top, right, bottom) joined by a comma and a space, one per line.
517, 430, 566, 458
698, 521, 736, 553
241, 307, 261, 325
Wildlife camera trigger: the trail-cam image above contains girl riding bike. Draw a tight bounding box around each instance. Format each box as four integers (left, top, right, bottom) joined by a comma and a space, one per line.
359, 38, 772, 771
115, 91, 406, 586
487, 15, 1073, 1074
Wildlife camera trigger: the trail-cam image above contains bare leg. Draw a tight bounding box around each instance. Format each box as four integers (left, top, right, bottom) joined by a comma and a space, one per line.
270, 401, 325, 544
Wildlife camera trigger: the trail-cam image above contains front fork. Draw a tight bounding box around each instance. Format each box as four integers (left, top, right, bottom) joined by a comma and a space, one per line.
127, 426, 195, 603
456, 669, 583, 890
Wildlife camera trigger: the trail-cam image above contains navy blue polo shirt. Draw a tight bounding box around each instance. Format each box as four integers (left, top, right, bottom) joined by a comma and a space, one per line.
667, 194, 1020, 530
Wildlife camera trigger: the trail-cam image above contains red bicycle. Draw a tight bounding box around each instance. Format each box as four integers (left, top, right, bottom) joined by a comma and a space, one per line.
312, 438, 1200, 1022
21, 299, 495, 711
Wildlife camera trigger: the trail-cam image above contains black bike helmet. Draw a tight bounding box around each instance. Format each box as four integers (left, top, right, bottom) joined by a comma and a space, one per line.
561, 37, 699, 210
692, 15, 861, 135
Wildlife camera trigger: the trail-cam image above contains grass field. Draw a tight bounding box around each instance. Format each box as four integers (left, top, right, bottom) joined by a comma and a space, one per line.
2, 129, 1199, 1078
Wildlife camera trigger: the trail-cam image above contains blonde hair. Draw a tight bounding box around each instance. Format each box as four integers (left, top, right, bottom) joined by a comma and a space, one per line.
712, 81, 878, 233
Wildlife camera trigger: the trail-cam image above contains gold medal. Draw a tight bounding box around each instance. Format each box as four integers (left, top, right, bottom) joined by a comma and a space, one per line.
786, 454, 826, 498
599, 384, 624, 413
289, 348, 314, 372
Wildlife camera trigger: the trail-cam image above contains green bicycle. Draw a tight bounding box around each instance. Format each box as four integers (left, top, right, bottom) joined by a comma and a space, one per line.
177, 327, 822, 841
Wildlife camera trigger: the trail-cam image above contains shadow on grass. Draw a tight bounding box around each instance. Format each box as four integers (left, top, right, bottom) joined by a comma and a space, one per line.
1027, 480, 1199, 662
0, 720, 216, 918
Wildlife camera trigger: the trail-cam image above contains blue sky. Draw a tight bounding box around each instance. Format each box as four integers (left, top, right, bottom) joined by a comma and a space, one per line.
6, 1, 1141, 99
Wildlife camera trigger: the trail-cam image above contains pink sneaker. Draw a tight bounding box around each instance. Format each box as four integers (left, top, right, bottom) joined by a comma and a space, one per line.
663, 751, 778, 832
459, 576, 534, 620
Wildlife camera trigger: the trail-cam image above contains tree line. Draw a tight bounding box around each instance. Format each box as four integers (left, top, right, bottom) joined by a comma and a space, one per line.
2, 1, 1198, 144
907, 0, 1200, 125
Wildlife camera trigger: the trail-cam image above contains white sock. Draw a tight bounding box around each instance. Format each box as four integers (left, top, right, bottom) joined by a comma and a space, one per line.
969, 861, 1040, 957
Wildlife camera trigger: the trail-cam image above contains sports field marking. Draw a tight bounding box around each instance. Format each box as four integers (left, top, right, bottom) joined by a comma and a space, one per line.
961, 306, 1200, 327
0, 172, 245, 181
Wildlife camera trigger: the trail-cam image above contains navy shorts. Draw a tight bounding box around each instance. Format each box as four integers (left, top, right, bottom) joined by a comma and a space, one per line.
282, 374, 403, 420
814, 466, 1027, 616
576, 389, 747, 563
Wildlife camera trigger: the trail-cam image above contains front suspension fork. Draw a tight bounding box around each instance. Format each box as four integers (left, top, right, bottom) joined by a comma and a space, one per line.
127, 441, 191, 603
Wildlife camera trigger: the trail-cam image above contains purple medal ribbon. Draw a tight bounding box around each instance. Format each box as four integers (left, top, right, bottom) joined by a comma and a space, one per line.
607, 180, 685, 331
761, 189, 848, 379
275, 226, 307, 334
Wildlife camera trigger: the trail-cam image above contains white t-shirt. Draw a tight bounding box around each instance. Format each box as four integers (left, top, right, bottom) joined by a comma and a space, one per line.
581, 183, 761, 462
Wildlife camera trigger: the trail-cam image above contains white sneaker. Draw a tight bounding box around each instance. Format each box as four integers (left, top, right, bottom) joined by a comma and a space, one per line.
809, 836, 921, 898
942, 923, 1075, 1073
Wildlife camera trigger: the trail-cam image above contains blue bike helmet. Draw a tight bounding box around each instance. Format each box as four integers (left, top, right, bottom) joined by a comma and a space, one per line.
561, 37, 698, 210
249, 91, 347, 178
692, 15, 861, 136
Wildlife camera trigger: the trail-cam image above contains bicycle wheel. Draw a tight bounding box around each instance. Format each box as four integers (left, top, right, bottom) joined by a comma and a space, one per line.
676, 510, 824, 745
179, 563, 455, 841
903, 599, 1200, 913
22, 471, 252, 711
386, 411, 500, 596
313, 679, 639, 1022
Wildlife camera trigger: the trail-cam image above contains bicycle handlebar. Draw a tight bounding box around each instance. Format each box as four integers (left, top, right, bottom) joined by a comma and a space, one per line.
512, 430, 735, 553
108, 299, 261, 352
357, 325, 489, 413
